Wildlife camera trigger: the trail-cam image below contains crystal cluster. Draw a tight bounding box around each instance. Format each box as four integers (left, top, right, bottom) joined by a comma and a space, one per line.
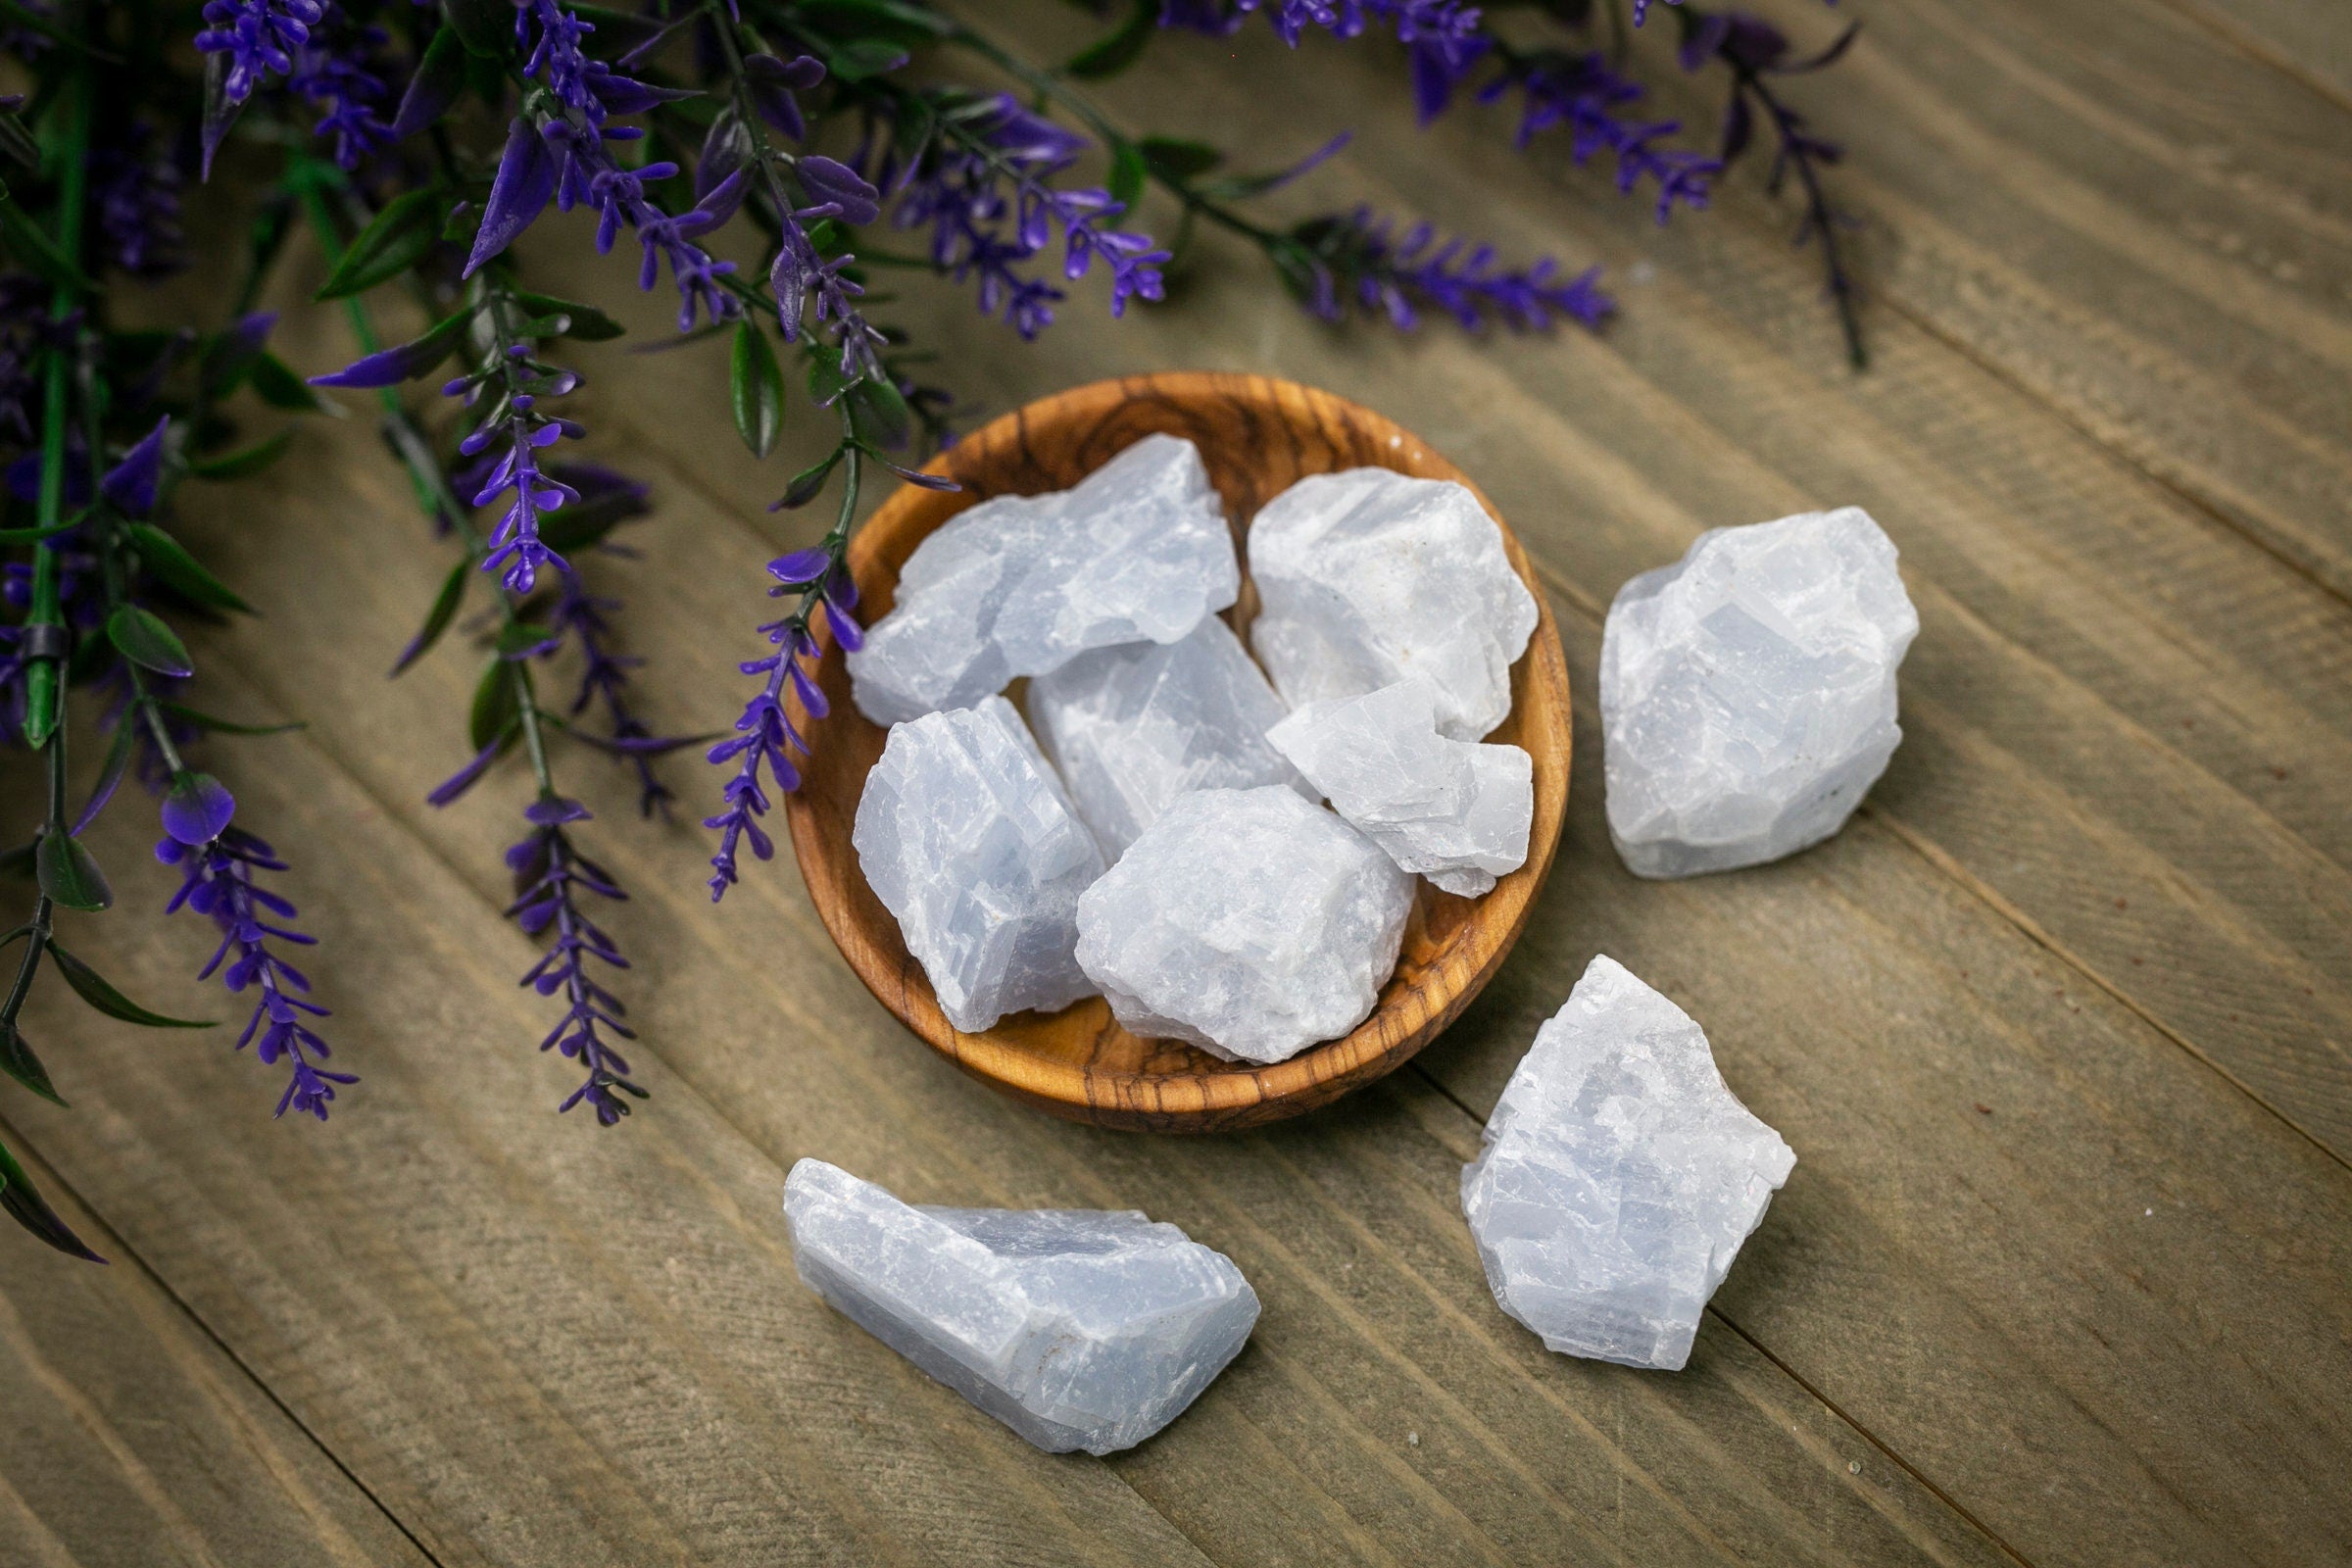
1461, 956, 1795, 1371
849, 435, 1238, 724
1249, 467, 1538, 741
1600, 507, 1918, 879
1026, 615, 1307, 859
1075, 787, 1414, 1063
1268, 677, 1533, 897
851, 697, 1104, 1032
783, 1159, 1260, 1455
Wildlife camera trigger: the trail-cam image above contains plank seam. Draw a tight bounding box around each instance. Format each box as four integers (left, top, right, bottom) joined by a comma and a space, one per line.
1518, 552, 2352, 1175
0, 1110, 450, 1568
2144, 0, 2352, 119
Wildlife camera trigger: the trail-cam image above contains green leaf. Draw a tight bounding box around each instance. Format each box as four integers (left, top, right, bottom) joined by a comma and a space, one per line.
394, 557, 470, 676
777, 448, 843, 509
849, 379, 912, 451
74, 701, 137, 836
46, 939, 215, 1029
1065, 0, 1156, 78
1107, 138, 1146, 213
248, 351, 333, 414
107, 606, 194, 678
315, 187, 443, 301
0, 1135, 104, 1262
441, 0, 514, 57
826, 36, 911, 81
797, 0, 952, 45
1140, 135, 1224, 181
729, 321, 785, 459
469, 657, 519, 752
0, 1019, 61, 1103
158, 701, 305, 737
511, 289, 626, 341
35, 830, 111, 912
0, 197, 94, 292
128, 522, 254, 614
187, 428, 296, 481
0, 509, 88, 545
495, 619, 555, 658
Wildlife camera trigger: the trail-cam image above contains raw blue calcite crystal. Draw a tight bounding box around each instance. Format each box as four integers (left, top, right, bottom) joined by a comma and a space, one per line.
1462, 955, 1795, 1371
1600, 507, 1918, 878
783, 1159, 1260, 1455
848, 435, 1238, 724
1025, 614, 1306, 859
852, 697, 1104, 1032
1267, 676, 1533, 897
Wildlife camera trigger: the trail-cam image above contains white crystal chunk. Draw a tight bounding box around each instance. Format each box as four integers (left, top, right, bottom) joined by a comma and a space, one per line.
1249, 467, 1538, 741
1600, 507, 1919, 879
1461, 956, 1795, 1371
784, 1159, 1259, 1455
1026, 615, 1308, 859
852, 697, 1104, 1032
1074, 786, 1413, 1064
1267, 677, 1533, 898
849, 435, 1238, 724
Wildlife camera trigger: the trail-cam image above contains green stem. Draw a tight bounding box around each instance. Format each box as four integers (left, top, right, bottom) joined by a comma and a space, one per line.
22, 55, 95, 751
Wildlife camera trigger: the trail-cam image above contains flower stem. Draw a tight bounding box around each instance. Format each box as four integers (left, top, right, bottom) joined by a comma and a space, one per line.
22, 55, 95, 752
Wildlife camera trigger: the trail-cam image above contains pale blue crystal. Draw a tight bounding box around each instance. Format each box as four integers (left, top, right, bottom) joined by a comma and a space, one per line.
784, 1159, 1260, 1455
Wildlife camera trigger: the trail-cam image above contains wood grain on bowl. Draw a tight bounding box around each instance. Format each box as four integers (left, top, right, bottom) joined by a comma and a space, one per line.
784, 372, 1571, 1132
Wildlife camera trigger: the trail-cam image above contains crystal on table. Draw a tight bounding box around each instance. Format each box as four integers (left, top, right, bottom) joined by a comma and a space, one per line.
1074, 785, 1414, 1064
1025, 614, 1307, 859
851, 696, 1105, 1032
1600, 506, 1919, 878
848, 435, 1237, 725
1460, 955, 1796, 1371
783, 1158, 1260, 1455
1248, 467, 1538, 741
1266, 676, 1533, 898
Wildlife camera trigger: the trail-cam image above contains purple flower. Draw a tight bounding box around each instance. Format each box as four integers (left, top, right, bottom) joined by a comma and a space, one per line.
194, 0, 324, 105
704, 563, 832, 901
507, 800, 646, 1123
1294, 207, 1613, 332
158, 825, 354, 1120
100, 416, 171, 517
162, 771, 237, 846
90, 122, 187, 278
289, 5, 395, 171
1164, 0, 1484, 49
549, 528, 683, 818
887, 95, 1168, 339
1477, 50, 1719, 222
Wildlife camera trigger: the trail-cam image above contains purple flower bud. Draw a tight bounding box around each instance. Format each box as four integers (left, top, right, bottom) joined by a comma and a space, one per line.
768, 547, 830, 585
99, 416, 172, 517
795, 156, 881, 225
162, 771, 237, 847
465, 117, 559, 277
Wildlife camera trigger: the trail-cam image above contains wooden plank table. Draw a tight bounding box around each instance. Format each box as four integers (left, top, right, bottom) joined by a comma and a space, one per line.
4, 0, 2348, 1560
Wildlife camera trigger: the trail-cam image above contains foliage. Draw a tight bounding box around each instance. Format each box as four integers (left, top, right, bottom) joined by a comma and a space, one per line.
0, 0, 1853, 1256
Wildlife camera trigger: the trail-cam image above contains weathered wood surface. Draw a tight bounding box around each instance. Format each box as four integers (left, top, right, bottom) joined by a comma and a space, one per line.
6, 0, 2350, 1561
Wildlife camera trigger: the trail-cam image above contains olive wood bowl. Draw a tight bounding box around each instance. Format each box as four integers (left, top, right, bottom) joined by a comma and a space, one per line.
785, 372, 1571, 1133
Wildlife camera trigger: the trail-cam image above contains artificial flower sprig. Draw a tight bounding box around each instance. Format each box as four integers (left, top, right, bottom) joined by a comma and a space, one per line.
0, 0, 1856, 1258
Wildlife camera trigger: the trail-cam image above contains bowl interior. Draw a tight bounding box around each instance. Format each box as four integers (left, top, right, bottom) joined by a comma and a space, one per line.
783, 372, 1571, 1132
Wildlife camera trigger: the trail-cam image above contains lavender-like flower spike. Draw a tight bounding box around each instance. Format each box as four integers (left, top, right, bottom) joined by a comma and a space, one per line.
1293, 207, 1613, 331
1165, 0, 1485, 49
890, 95, 1168, 340
704, 550, 844, 902
158, 825, 355, 1119
507, 797, 645, 1122
1476, 50, 1719, 222
194, 0, 324, 105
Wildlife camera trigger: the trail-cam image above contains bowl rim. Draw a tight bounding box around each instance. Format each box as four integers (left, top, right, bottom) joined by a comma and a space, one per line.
783, 370, 1571, 1131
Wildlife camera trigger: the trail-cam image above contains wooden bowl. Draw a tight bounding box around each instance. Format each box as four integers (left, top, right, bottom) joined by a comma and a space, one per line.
784, 372, 1571, 1132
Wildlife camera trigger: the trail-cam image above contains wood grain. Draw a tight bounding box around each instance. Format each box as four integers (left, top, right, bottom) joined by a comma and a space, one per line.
787, 373, 1571, 1132
6, 0, 2352, 1562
